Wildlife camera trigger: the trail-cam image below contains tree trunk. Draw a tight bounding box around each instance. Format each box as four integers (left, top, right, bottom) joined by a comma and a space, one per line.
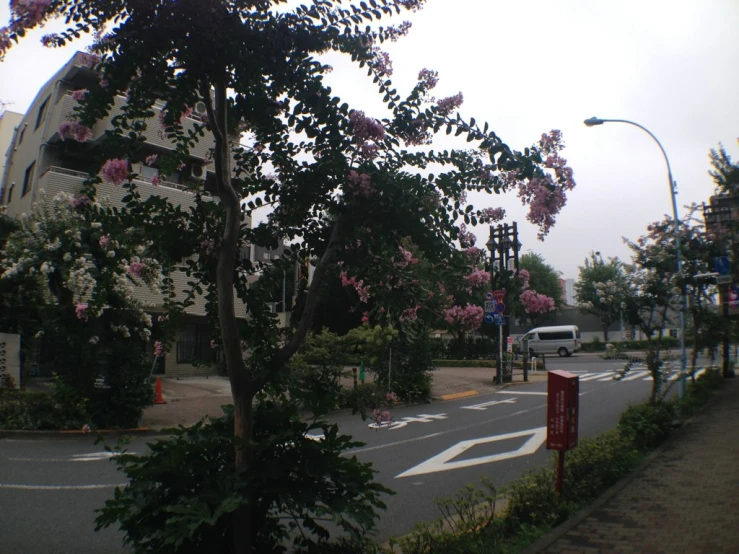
232, 388, 255, 553
602, 323, 609, 342
202, 79, 255, 553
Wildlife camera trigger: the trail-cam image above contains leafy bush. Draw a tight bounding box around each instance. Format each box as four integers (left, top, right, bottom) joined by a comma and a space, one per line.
561, 431, 641, 501
679, 368, 724, 417
95, 401, 392, 553
503, 466, 563, 529
0, 382, 90, 431
618, 401, 674, 451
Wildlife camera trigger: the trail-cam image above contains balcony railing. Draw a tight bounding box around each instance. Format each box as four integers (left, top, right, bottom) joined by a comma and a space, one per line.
41, 166, 192, 194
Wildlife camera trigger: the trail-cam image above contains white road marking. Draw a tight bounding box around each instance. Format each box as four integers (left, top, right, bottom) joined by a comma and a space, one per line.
578, 373, 611, 381
622, 371, 649, 381
461, 398, 517, 411
396, 427, 548, 478
497, 391, 547, 396
368, 413, 448, 430
8, 451, 136, 463
0, 483, 126, 490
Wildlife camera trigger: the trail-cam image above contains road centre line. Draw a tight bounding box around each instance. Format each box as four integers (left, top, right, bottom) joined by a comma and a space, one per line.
497, 390, 547, 396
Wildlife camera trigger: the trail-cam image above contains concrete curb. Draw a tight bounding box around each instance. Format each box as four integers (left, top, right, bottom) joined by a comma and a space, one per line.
0, 427, 167, 439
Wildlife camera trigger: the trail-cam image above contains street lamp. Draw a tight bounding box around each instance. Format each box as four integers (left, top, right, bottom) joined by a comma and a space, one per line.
584, 116, 688, 398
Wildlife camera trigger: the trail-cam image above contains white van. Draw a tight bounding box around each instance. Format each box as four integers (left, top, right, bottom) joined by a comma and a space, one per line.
518, 325, 581, 357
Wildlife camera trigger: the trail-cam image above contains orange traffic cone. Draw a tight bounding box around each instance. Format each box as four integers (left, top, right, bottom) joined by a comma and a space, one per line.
154, 376, 167, 404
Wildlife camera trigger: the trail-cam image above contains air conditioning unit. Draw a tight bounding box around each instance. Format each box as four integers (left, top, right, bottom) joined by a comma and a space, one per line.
194, 101, 207, 116
191, 164, 206, 180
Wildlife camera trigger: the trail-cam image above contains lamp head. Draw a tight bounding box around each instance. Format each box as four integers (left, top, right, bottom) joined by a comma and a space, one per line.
584, 117, 605, 127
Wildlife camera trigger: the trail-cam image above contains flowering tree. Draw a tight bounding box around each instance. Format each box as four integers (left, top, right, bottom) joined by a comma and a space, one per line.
1, 1, 576, 550
0, 192, 161, 426
514, 253, 559, 327
575, 252, 628, 341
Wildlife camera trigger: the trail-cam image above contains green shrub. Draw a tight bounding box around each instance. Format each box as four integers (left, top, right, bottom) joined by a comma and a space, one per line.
562, 431, 641, 502
96, 401, 392, 553
503, 466, 563, 529
618, 402, 674, 451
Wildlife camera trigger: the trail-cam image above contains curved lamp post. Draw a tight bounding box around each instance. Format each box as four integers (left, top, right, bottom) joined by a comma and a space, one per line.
584, 116, 687, 398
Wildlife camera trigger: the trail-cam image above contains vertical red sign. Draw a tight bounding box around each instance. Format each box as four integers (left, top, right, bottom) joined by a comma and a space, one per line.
547, 370, 579, 451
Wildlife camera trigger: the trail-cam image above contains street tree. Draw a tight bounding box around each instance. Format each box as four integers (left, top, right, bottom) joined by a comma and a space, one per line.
574, 251, 627, 341
1, 1, 577, 550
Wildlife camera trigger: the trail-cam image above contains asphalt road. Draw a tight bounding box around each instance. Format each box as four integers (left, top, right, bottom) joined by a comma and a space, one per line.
0, 356, 706, 552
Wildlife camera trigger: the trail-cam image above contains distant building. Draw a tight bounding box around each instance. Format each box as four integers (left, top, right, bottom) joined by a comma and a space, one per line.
560, 278, 575, 306
0, 52, 251, 377
0, 109, 23, 203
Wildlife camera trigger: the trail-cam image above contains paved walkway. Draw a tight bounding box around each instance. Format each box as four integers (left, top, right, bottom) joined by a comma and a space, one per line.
525, 376, 739, 554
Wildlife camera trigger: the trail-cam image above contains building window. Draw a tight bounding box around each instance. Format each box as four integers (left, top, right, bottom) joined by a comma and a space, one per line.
17, 125, 26, 145
22, 161, 35, 197
35, 97, 50, 130
176, 323, 219, 364
6, 183, 14, 204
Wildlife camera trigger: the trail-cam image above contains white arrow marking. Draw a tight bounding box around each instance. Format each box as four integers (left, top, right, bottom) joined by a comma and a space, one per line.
8, 451, 136, 463
461, 398, 518, 411
396, 426, 547, 478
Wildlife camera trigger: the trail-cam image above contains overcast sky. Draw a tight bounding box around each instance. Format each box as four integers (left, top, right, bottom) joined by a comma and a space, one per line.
1, 0, 737, 279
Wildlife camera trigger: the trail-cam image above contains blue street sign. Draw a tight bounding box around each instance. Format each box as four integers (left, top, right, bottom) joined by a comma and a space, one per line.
714, 256, 730, 276
484, 313, 495, 324
484, 301, 496, 313
494, 301, 505, 314
492, 313, 506, 325
484, 291, 494, 301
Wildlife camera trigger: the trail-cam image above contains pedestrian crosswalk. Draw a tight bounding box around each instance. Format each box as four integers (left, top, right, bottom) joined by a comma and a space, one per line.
575, 367, 707, 383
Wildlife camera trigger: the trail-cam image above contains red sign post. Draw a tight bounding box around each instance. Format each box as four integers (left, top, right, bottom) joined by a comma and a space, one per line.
547, 370, 579, 497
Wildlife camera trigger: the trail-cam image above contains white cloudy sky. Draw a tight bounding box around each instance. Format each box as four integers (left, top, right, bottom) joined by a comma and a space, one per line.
1, 0, 738, 279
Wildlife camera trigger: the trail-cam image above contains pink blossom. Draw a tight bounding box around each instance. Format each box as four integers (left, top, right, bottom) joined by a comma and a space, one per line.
386, 392, 399, 403
518, 269, 531, 289
347, 170, 374, 196
154, 341, 164, 358
58, 121, 93, 142
98, 235, 110, 249
361, 311, 369, 324
210, 339, 218, 349
418, 68, 438, 89
100, 159, 130, 185
400, 305, 420, 322
75, 303, 89, 321
349, 110, 386, 142
464, 269, 491, 288
70, 89, 88, 101
128, 262, 146, 278
150, 174, 161, 186
480, 207, 506, 223
145, 154, 158, 167
458, 223, 476, 248
519, 289, 556, 314
395, 247, 417, 269
444, 304, 484, 331
9, 0, 52, 28
70, 195, 91, 209
77, 52, 100, 68
373, 49, 393, 75
436, 92, 464, 116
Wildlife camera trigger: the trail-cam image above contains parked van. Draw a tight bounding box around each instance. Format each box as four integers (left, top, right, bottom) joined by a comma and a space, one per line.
518, 325, 581, 357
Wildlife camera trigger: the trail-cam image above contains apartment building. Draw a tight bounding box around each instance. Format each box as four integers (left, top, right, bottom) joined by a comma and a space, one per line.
0, 51, 251, 377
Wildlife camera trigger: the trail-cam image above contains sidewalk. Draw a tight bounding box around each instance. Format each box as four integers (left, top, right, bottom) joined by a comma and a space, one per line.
524, 376, 739, 554
141, 365, 548, 429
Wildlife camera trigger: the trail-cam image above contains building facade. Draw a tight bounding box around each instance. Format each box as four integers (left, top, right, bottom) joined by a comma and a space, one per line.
0, 52, 251, 377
